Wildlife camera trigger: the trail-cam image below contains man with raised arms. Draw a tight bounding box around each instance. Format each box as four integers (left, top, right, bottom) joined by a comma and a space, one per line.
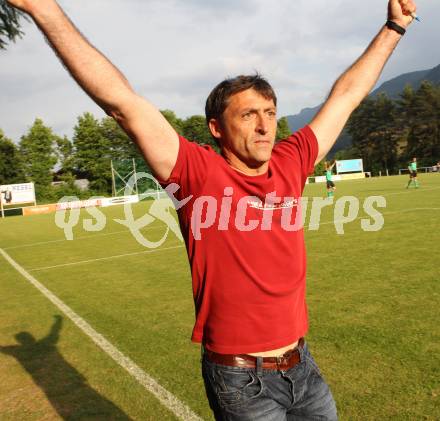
6, 0, 417, 419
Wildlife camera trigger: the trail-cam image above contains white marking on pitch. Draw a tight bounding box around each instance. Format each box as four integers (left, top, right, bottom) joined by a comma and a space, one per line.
4, 186, 439, 251
0, 248, 202, 421
357, 185, 440, 198
28, 244, 185, 272
15, 207, 440, 271
3, 224, 168, 250
386, 186, 440, 195
311, 207, 440, 229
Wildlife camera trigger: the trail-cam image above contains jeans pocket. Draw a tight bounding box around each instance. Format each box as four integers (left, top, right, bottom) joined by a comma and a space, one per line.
215, 368, 263, 408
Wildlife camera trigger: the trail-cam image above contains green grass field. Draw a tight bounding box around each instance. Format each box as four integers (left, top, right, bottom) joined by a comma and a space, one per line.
1, 174, 439, 420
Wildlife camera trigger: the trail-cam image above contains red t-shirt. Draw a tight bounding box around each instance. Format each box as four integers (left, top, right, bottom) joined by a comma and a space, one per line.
160, 126, 318, 354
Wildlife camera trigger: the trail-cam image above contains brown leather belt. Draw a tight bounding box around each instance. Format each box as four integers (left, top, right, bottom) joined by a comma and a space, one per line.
205, 338, 304, 371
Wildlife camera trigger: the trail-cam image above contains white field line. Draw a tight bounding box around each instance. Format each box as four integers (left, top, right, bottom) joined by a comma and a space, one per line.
3, 224, 169, 250
28, 244, 185, 272
305, 185, 440, 199
306, 185, 440, 200
26, 207, 440, 270
4, 186, 439, 251
0, 248, 202, 421
357, 185, 440, 197
310, 207, 440, 229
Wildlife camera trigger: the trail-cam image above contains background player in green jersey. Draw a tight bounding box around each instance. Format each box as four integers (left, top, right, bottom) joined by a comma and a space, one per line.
407, 157, 419, 188
325, 161, 337, 198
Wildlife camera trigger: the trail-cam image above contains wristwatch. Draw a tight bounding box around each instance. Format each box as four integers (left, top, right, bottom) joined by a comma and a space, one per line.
385, 20, 406, 35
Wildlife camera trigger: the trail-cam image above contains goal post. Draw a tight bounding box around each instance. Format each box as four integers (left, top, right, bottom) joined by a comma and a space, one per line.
110, 158, 165, 199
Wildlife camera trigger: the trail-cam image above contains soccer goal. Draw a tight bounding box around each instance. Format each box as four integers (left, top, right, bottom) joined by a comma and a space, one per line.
110, 158, 168, 200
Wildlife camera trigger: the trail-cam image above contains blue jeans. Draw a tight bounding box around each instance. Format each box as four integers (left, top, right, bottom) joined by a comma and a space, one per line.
202, 342, 337, 421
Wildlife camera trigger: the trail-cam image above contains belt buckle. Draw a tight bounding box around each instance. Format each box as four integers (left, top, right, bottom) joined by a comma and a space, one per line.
276, 355, 287, 370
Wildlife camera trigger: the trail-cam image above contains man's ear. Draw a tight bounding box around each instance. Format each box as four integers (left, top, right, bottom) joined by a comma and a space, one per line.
208, 118, 223, 140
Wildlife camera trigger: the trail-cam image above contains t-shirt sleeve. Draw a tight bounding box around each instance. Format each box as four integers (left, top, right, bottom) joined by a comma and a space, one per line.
274, 125, 319, 182
156, 135, 211, 200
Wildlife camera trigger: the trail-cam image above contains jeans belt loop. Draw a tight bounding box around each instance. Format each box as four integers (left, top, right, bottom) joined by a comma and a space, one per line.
256, 356, 263, 377
297, 339, 305, 362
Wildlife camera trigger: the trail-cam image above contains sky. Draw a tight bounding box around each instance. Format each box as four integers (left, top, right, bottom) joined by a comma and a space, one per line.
1, 0, 438, 143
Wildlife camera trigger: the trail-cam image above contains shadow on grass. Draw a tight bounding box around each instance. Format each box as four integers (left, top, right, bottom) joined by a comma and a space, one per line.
0, 315, 133, 420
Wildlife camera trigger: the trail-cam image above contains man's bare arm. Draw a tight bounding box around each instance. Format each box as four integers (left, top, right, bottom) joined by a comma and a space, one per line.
310, 0, 416, 164
7, 0, 178, 181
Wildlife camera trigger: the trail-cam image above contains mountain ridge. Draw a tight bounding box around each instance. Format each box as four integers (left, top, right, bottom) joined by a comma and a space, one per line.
286, 64, 440, 156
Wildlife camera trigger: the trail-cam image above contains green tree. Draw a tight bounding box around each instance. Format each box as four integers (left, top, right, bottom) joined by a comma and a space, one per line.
347, 94, 398, 173
100, 116, 143, 161
19, 119, 58, 192
275, 117, 291, 142
100, 116, 155, 193
182, 115, 219, 152
346, 97, 376, 171
404, 81, 440, 166
73, 112, 112, 193
333, 146, 361, 161
394, 84, 416, 163
0, 1, 28, 49
0, 129, 25, 184
55, 135, 75, 176
313, 160, 326, 177
160, 110, 184, 134
396, 84, 415, 127
369, 93, 398, 173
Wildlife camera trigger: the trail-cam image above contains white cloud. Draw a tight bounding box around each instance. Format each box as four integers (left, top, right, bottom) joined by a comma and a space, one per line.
0, 0, 437, 142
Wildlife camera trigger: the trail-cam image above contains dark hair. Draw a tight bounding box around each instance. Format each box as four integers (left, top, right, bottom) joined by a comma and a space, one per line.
205, 74, 277, 124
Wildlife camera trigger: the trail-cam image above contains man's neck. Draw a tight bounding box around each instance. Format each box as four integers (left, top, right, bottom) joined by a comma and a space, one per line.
222, 151, 269, 176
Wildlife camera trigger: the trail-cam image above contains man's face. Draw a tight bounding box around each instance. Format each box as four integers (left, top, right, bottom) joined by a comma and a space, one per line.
210, 88, 277, 172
